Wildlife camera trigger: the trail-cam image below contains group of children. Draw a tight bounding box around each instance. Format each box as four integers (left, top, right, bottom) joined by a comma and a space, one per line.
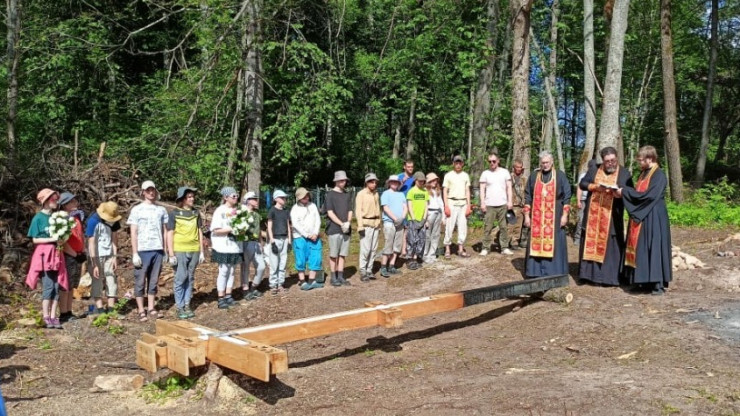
25, 168, 455, 325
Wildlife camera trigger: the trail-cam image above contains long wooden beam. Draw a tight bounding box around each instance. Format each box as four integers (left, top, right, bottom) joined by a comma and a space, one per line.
138, 275, 569, 380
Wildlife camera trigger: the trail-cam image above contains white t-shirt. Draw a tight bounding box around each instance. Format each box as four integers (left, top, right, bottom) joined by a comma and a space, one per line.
479, 168, 511, 207
126, 202, 168, 251
210, 204, 243, 254
290, 203, 320, 238
428, 189, 444, 210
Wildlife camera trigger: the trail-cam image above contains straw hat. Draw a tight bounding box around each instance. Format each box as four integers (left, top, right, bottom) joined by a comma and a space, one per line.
97, 201, 122, 223
425, 172, 439, 182
295, 187, 309, 200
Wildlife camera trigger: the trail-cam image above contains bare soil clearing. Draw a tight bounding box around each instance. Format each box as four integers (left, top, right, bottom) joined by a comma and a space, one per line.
2, 226, 740, 415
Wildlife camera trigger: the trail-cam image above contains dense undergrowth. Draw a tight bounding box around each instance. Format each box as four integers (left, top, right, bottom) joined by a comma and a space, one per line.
667, 178, 740, 228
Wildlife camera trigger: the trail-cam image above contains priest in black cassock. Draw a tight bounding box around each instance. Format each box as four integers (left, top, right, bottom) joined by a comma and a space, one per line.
523, 151, 571, 278
578, 147, 633, 286
620, 145, 672, 295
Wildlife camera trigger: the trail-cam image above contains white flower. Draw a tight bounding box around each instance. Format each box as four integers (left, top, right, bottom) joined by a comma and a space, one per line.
247, 216, 254, 224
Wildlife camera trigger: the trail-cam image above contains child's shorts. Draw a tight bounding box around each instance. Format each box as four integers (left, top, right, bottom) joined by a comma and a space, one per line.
91, 255, 118, 298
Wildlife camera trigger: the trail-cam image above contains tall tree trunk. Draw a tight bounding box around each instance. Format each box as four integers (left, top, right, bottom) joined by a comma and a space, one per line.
492, 14, 511, 136
405, 87, 417, 160
695, 0, 719, 186
580, 0, 597, 175
660, 0, 684, 202
596, 0, 630, 160
226, 68, 244, 185
510, 0, 533, 175
467, 86, 474, 162
5, 0, 21, 174
530, 27, 563, 171
241, 0, 263, 193
471, 0, 500, 180
392, 117, 401, 159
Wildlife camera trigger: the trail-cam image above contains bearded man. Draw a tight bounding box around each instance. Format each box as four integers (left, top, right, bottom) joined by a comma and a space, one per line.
578, 147, 633, 286
523, 151, 571, 278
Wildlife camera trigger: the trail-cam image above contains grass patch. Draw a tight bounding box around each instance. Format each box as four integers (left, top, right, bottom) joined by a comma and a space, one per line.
140, 376, 196, 404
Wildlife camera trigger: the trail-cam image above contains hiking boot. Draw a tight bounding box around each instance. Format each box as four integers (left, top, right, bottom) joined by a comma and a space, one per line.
330, 277, 343, 287
380, 267, 390, 278
217, 298, 230, 309
389, 267, 402, 275
340, 276, 352, 286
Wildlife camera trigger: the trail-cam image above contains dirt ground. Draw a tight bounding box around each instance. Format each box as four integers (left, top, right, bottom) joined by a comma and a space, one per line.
2, 226, 740, 415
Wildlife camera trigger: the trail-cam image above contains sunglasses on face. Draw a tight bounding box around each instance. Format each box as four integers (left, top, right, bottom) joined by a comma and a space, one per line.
227, 194, 239, 199
488, 160, 498, 163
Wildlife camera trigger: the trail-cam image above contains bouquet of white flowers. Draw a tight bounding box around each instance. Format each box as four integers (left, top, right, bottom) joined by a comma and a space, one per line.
228, 205, 257, 242
48, 211, 76, 249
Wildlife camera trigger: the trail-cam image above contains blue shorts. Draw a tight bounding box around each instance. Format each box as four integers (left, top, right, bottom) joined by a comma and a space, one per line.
134, 250, 164, 296
293, 237, 322, 271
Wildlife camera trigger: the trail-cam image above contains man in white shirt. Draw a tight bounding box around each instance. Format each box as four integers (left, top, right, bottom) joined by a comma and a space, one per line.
443, 155, 472, 258
479, 153, 514, 255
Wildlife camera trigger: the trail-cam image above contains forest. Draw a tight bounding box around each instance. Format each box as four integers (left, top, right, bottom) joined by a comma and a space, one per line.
2, 0, 739, 203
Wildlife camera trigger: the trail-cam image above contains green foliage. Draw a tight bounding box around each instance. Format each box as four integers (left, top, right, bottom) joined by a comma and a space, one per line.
667, 178, 740, 227
140, 376, 196, 404
91, 297, 130, 335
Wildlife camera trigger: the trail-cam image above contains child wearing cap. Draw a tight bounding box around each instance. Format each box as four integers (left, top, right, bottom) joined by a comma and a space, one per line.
290, 187, 324, 290
423, 172, 444, 263
240, 191, 265, 299
210, 187, 243, 309
166, 187, 204, 319
58, 192, 86, 321
26, 189, 66, 329
355, 173, 381, 281
267, 190, 292, 295
127, 180, 169, 321
86, 201, 122, 314
406, 172, 429, 270
380, 176, 407, 278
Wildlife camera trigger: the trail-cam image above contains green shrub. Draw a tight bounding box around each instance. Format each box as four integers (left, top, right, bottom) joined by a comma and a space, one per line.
667, 178, 740, 228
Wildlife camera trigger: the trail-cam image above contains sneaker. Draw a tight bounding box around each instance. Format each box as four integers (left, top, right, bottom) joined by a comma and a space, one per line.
184, 307, 196, 319
251, 289, 264, 298
309, 281, 324, 289
300, 281, 312, 291
330, 277, 343, 287
380, 267, 390, 278
502, 248, 514, 255
217, 298, 230, 309
509, 245, 522, 251
407, 261, 419, 270
480, 249, 489, 256
51, 318, 63, 329
366, 271, 376, 280
43, 317, 54, 329
244, 291, 258, 300
271, 287, 279, 295
389, 267, 402, 275
177, 308, 190, 319
361, 274, 370, 282
225, 296, 237, 306
340, 277, 352, 286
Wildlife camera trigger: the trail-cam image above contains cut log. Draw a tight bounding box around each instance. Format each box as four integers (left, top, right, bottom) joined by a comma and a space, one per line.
93, 374, 144, 391
542, 288, 573, 304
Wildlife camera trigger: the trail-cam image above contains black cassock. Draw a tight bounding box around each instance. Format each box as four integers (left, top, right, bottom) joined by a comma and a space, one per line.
524, 169, 571, 278
578, 165, 633, 286
621, 167, 672, 287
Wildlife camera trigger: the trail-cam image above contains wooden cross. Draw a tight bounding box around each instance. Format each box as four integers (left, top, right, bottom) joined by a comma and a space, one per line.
136, 274, 569, 381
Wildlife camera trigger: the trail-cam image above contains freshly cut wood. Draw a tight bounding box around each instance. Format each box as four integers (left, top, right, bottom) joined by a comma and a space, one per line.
542, 288, 573, 304
93, 374, 144, 391
137, 275, 570, 381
